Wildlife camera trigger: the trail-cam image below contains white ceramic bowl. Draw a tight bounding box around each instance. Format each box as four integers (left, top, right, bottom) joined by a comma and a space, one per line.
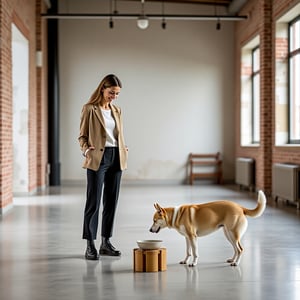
136, 240, 163, 250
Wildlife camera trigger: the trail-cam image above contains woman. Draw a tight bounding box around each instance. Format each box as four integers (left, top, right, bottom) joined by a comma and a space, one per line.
78, 74, 128, 260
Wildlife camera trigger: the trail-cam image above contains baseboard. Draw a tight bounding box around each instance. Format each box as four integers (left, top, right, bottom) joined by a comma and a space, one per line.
0, 203, 13, 216
61, 179, 185, 186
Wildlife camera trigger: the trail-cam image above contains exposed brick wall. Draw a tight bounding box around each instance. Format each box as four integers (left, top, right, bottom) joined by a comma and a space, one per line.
0, 0, 47, 213
275, 38, 288, 59
259, 0, 273, 191
0, 0, 14, 212
235, 0, 300, 194
35, 1, 48, 188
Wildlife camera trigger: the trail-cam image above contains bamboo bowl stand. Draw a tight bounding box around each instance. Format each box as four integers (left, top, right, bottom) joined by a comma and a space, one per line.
133, 248, 167, 272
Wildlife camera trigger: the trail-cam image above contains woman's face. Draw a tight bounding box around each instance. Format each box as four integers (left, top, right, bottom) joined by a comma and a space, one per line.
102, 86, 121, 103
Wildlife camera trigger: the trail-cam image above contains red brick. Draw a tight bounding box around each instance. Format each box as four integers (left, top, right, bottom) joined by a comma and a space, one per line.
235, 0, 300, 193
0, 0, 48, 211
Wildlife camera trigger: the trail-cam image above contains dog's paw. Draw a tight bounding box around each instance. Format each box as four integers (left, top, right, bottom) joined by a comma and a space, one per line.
227, 259, 239, 266
179, 261, 187, 265
188, 263, 196, 267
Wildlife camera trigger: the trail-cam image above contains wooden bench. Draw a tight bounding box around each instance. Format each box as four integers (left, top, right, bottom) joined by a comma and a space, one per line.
188, 152, 223, 185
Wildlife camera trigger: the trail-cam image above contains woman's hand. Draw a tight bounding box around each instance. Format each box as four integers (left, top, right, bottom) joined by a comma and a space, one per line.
84, 146, 95, 157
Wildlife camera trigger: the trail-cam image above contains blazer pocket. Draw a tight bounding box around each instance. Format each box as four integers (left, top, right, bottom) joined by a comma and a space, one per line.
86, 149, 95, 162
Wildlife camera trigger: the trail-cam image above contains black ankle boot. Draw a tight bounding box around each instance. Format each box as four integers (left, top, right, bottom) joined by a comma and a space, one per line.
85, 240, 99, 260
99, 237, 121, 257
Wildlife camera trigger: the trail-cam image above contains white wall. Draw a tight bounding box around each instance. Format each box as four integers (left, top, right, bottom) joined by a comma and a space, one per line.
59, 1, 235, 184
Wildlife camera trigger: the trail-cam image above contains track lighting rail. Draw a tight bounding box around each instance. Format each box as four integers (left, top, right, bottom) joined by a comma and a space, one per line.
41, 13, 247, 21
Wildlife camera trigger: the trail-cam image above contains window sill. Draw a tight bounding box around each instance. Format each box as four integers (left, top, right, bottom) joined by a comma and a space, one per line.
241, 144, 260, 147
275, 144, 300, 148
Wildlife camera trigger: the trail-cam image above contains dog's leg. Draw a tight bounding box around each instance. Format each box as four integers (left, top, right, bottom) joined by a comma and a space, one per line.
232, 240, 243, 266
189, 236, 198, 267
223, 219, 247, 266
227, 238, 243, 266
230, 218, 248, 266
223, 227, 238, 264
180, 237, 192, 265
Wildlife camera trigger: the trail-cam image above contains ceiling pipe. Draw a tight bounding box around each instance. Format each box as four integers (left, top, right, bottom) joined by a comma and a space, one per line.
41, 13, 247, 21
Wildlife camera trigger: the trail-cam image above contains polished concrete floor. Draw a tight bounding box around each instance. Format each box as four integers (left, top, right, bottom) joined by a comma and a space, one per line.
1, 184, 300, 300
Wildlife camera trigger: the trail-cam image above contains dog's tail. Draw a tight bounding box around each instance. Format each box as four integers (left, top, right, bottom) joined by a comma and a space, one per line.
243, 190, 267, 218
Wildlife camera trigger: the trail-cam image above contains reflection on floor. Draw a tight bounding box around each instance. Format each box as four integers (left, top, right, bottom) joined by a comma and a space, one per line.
1, 184, 300, 300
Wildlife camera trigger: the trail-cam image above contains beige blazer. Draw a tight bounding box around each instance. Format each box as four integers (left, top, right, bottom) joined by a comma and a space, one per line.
78, 103, 128, 171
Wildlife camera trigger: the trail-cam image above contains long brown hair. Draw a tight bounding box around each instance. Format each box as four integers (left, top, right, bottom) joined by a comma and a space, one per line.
87, 74, 122, 105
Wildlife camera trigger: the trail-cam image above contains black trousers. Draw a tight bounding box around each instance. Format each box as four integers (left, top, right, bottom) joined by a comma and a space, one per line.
82, 147, 122, 240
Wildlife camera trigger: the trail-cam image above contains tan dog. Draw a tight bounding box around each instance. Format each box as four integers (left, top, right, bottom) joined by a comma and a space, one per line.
149, 190, 266, 267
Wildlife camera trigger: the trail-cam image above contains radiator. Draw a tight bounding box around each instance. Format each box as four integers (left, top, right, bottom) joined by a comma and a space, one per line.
235, 158, 255, 189
272, 163, 300, 207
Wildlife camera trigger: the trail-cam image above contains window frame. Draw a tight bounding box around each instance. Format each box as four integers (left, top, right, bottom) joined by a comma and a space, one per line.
288, 15, 300, 144
251, 46, 260, 144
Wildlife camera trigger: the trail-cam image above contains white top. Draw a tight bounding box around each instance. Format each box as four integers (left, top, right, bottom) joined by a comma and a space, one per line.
101, 109, 118, 147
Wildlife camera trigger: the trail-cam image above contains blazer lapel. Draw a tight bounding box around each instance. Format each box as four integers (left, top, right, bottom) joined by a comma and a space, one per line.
110, 104, 121, 135
93, 105, 105, 127
93, 104, 120, 135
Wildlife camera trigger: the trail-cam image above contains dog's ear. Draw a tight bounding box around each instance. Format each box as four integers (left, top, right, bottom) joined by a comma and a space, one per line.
154, 203, 161, 212
154, 203, 166, 216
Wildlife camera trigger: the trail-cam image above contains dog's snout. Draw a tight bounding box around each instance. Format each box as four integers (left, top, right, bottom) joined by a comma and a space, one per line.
149, 225, 158, 233
149, 226, 160, 234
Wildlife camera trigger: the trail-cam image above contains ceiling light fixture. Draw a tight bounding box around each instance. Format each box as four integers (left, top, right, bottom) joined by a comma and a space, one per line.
109, 17, 114, 28
161, 1, 166, 29
109, 0, 119, 29
109, 0, 114, 28
137, 0, 149, 30
216, 18, 221, 30
214, 4, 221, 30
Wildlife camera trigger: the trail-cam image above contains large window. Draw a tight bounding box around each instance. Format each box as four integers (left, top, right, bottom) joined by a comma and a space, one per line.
240, 37, 260, 146
275, 5, 300, 146
289, 17, 300, 143
252, 47, 260, 143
